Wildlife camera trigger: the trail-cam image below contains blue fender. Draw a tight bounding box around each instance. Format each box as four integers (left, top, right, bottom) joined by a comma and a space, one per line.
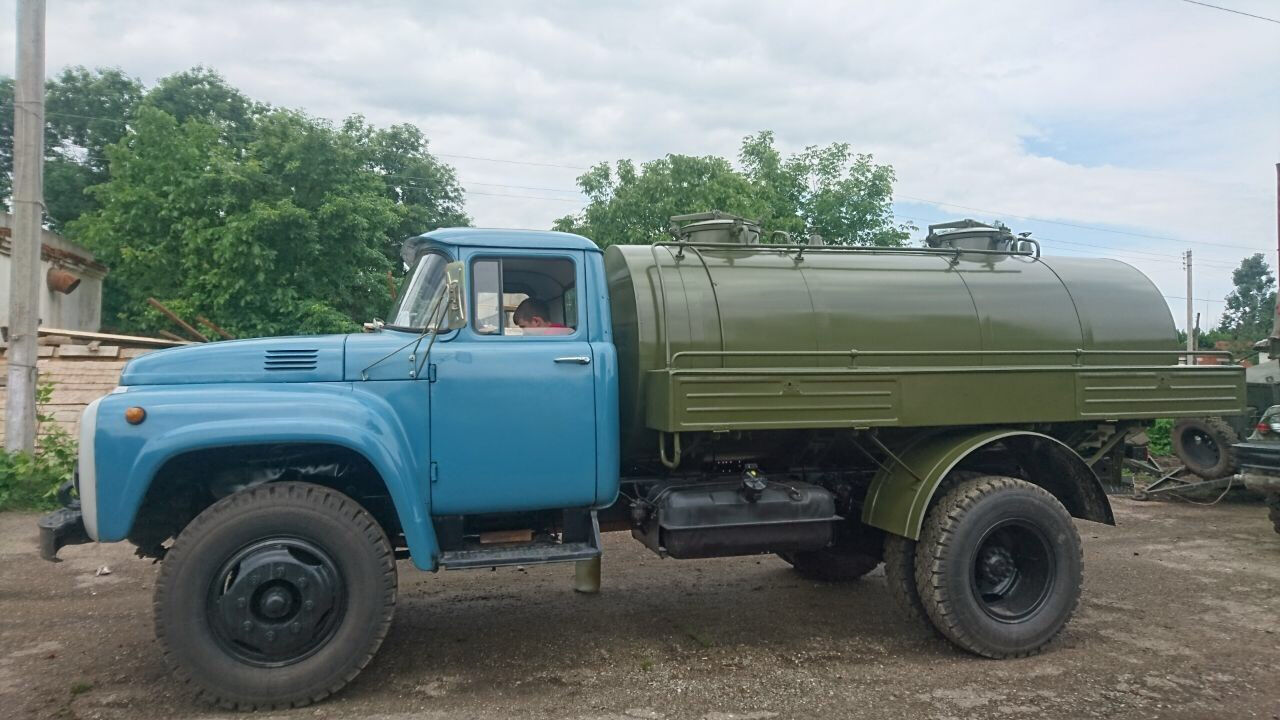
89, 381, 440, 569
861, 428, 1114, 539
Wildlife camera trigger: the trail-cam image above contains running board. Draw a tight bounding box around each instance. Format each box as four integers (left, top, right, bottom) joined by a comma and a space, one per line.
437, 510, 601, 570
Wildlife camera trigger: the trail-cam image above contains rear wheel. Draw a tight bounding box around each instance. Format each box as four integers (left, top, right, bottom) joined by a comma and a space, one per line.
155, 482, 397, 710
1267, 495, 1280, 535
1172, 416, 1240, 479
914, 476, 1082, 658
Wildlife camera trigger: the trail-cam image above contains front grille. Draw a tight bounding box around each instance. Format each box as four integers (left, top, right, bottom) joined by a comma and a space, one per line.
263, 348, 319, 372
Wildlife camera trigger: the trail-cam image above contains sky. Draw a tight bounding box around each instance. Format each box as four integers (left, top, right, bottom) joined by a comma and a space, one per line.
2, 0, 1278, 331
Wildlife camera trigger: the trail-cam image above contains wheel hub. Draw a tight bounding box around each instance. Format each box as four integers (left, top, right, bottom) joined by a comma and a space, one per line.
207, 538, 345, 667
977, 545, 1017, 594
970, 520, 1055, 623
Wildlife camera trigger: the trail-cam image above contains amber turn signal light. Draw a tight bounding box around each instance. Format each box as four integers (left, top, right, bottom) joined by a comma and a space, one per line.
125, 407, 146, 425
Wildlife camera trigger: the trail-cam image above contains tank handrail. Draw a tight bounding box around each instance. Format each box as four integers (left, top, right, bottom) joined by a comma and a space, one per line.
666, 347, 1234, 368
653, 240, 1038, 259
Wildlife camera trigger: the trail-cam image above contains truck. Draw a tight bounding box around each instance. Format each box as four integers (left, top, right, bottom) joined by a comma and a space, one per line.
38, 214, 1245, 710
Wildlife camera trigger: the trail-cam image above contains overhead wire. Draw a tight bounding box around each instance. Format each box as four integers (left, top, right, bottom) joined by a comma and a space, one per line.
1175, 0, 1280, 25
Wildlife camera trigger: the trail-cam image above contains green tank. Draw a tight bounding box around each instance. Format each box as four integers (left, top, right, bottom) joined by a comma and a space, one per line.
605, 214, 1244, 463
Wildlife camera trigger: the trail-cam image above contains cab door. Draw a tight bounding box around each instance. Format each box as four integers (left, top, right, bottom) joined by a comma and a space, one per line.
428, 250, 598, 514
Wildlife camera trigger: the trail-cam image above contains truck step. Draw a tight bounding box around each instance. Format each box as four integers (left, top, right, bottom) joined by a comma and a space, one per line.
438, 511, 601, 570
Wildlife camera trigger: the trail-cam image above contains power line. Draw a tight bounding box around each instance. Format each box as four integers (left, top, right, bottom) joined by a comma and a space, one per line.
462, 189, 582, 204
896, 194, 1265, 251
435, 153, 588, 171
1176, 0, 1280, 25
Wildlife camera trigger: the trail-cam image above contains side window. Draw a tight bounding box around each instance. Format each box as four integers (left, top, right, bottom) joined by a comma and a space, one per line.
471, 256, 578, 337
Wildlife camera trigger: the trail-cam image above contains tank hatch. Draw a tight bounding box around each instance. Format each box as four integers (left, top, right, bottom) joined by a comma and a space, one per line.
669, 211, 761, 245
926, 218, 1032, 252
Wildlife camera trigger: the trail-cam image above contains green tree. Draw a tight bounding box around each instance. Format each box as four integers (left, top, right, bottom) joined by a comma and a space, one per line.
556, 131, 910, 247
554, 154, 765, 247
1217, 253, 1276, 342
143, 66, 259, 136
69, 105, 466, 336
1, 67, 144, 229
739, 131, 910, 246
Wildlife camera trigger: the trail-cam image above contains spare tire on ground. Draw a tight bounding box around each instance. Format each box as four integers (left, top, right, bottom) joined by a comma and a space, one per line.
1171, 416, 1240, 480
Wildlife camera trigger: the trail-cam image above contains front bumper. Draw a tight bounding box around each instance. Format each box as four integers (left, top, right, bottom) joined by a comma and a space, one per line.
37, 506, 89, 562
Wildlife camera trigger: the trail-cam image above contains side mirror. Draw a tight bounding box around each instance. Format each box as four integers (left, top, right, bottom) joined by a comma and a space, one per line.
443, 261, 467, 330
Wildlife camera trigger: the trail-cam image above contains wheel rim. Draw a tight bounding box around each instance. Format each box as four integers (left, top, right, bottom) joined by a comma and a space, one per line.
206, 537, 346, 667
1179, 427, 1221, 469
969, 520, 1055, 623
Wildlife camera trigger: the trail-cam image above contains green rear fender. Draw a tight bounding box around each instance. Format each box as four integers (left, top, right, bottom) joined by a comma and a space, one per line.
861, 428, 1115, 539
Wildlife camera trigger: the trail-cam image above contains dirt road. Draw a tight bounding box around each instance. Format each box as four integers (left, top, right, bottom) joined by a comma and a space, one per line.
2, 498, 1278, 720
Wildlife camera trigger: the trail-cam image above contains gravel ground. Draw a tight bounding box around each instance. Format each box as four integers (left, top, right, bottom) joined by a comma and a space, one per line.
2, 497, 1278, 720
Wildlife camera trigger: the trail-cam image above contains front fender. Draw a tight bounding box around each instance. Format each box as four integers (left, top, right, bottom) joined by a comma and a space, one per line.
90, 382, 440, 569
861, 428, 1114, 539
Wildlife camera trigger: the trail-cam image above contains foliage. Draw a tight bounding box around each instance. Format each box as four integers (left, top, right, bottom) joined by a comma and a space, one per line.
1, 67, 144, 231
1146, 419, 1172, 457
11, 66, 470, 337
0, 384, 79, 512
554, 131, 911, 247
1217, 253, 1277, 343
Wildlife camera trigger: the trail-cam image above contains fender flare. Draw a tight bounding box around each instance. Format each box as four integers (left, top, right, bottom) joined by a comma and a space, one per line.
94, 385, 440, 569
861, 428, 1115, 540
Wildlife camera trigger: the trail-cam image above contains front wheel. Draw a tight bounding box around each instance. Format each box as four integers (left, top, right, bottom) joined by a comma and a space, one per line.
154, 482, 397, 710
914, 476, 1082, 658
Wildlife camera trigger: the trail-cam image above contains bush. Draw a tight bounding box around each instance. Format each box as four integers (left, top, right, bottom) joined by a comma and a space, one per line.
0, 384, 79, 512
1147, 419, 1173, 457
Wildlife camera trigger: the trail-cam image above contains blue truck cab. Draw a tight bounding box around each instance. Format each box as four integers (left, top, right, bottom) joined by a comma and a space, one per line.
58, 228, 620, 572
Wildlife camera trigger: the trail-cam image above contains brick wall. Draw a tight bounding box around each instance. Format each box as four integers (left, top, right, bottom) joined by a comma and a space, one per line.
0, 346, 156, 444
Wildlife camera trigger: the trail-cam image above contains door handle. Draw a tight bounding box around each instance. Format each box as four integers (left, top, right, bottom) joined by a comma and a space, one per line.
554, 356, 591, 365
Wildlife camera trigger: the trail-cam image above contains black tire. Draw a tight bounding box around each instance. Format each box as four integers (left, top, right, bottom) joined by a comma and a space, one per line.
914, 476, 1083, 658
882, 534, 930, 629
1172, 416, 1240, 480
155, 482, 397, 710
1267, 495, 1280, 535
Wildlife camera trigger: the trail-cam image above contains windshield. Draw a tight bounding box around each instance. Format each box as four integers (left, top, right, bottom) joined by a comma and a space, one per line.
389, 252, 449, 330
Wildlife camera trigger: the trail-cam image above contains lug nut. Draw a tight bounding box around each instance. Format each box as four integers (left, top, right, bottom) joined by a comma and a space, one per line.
266, 631, 276, 642
242, 621, 253, 632
236, 597, 247, 609
291, 622, 301, 634
304, 600, 314, 611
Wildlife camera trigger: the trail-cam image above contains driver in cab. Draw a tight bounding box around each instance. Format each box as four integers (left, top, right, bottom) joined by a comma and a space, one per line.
512, 298, 572, 335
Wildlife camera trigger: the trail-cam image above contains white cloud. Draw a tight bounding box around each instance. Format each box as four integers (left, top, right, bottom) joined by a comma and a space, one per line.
1, 0, 1277, 328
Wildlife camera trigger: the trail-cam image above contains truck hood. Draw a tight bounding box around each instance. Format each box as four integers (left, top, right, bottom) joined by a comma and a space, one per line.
119, 335, 348, 385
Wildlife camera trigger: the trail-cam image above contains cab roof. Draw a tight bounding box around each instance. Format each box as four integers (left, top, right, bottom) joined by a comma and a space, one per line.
410, 227, 600, 253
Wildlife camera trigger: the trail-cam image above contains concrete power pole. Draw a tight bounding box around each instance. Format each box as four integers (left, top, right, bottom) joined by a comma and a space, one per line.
1184, 250, 1194, 364
1271, 163, 1280, 353
5, 0, 46, 453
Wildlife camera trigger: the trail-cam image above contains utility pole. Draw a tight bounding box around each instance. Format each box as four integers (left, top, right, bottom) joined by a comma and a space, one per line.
1184, 250, 1194, 364
1271, 163, 1280, 356
5, 0, 45, 453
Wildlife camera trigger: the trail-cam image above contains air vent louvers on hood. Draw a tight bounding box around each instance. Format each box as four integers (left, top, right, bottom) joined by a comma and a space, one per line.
264, 348, 320, 371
